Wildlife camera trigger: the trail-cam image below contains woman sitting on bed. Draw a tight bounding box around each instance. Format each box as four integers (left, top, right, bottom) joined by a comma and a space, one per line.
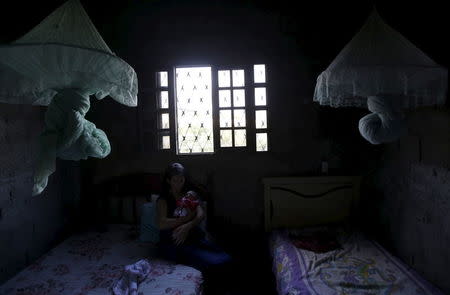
156, 162, 233, 294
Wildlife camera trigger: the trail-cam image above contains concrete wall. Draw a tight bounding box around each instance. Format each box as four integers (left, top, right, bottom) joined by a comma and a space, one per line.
363, 108, 450, 294
84, 1, 449, 292
0, 103, 81, 284
2, 0, 446, 291
86, 0, 377, 231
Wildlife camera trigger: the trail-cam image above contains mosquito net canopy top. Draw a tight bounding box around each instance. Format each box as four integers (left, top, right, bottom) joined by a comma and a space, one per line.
0, 0, 137, 107
0, 0, 138, 195
313, 9, 447, 144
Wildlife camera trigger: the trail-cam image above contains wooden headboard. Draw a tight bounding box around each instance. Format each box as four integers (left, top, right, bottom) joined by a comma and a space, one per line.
94, 173, 162, 225
92, 172, 211, 226
263, 176, 361, 231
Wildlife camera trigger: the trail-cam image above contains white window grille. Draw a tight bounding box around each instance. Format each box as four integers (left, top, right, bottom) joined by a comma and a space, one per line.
218, 69, 247, 147
175, 67, 214, 154
154, 64, 268, 154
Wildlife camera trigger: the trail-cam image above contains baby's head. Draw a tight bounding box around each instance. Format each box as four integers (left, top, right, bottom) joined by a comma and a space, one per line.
185, 190, 198, 199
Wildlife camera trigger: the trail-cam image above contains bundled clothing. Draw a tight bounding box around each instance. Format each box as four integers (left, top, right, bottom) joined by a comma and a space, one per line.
111, 259, 151, 295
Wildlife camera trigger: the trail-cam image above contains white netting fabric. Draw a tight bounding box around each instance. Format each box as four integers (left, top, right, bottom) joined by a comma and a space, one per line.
13, 0, 112, 52
313, 9, 448, 109
0, 0, 138, 195
0, 0, 137, 107
358, 96, 407, 144
0, 44, 137, 106
32, 89, 111, 196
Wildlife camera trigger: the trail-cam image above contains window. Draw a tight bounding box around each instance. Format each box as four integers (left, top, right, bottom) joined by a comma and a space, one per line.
254, 64, 269, 152
175, 67, 214, 154
156, 71, 170, 149
218, 69, 247, 148
156, 64, 268, 154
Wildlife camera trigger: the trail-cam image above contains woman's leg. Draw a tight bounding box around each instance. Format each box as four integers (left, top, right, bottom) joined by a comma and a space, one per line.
178, 238, 232, 270
158, 231, 234, 294
157, 230, 179, 262
177, 238, 234, 294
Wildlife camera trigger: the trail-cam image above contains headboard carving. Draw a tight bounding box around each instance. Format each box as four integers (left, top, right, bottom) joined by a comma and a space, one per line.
263, 176, 361, 231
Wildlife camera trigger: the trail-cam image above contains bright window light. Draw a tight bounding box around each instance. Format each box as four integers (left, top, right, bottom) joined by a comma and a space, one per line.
158, 71, 168, 87
255, 87, 266, 106
175, 67, 214, 154
218, 70, 231, 87
232, 70, 245, 87
254, 64, 266, 83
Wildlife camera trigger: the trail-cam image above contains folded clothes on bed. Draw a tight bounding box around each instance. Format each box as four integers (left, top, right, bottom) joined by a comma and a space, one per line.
111, 259, 151, 295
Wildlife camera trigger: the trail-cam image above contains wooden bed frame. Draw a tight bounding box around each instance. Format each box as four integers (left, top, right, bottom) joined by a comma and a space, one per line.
263, 176, 361, 231
92, 173, 163, 225
92, 172, 210, 227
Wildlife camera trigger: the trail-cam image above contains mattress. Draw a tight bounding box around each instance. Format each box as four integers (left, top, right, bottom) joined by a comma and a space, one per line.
0, 224, 203, 295
269, 229, 444, 295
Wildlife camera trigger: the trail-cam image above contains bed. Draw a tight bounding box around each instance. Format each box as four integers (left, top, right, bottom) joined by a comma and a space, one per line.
263, 176, 444, 295
0, 173, 203, 295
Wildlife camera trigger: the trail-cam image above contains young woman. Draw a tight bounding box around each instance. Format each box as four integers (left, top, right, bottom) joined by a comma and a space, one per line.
156, 162, 233, 293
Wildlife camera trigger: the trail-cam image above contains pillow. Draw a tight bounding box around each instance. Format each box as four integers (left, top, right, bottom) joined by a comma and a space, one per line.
288, 225, 331, 236
288, 225, 342, 253
140, 200, 160, 243
287, 222, 351, 238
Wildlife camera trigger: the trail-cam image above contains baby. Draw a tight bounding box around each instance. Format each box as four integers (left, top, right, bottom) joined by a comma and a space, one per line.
174, 190, 200, 217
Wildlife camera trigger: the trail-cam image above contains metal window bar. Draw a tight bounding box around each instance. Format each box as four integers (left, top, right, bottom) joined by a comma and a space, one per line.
174, 65, 214, 155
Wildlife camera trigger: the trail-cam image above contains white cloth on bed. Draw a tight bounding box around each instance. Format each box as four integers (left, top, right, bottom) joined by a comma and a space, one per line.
111, 259, 151, 295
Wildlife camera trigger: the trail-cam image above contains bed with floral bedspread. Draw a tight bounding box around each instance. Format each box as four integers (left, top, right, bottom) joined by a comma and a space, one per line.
269, 229, 444, 295
0, 224, 202, 295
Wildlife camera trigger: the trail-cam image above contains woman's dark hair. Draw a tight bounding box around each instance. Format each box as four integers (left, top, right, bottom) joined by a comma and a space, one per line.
160, 162, 208, 201
161, 162, 190, 199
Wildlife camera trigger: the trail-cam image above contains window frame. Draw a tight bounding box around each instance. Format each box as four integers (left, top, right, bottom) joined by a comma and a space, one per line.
155, 63, 269, 155
215, 65, 251, 151
253, 64, 270, 152
173, 64, 215, 155
155, 68, 172, 151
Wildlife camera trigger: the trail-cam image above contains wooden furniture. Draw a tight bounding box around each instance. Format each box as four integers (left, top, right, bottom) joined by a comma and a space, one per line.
93, 172, 162, 225
263, 176, 361, 231
93, 172, 211, 228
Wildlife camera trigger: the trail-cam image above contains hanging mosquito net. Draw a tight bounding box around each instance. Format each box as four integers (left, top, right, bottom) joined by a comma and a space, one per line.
313, 9, 447, 144
0, 0, 138, 195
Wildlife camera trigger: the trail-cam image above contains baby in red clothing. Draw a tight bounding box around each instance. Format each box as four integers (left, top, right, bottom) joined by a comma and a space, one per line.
174, 190, 200, 217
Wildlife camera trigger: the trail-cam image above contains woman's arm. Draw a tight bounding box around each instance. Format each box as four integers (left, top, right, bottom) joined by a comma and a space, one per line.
172, 204, 206, 245
156, 198, 194, 230
185, 203, 205, 229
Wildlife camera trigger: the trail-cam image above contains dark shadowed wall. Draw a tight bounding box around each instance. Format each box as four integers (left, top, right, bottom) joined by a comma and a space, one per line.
0, 0, 447, 292
0, 104, 81, 284
83, 0, 448, 292
363, 108, 450, 293
86, 0, 379, 231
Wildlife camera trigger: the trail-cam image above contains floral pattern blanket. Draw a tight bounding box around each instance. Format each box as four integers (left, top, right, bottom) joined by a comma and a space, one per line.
0, 224, 202, 295
270, 229, 444, 295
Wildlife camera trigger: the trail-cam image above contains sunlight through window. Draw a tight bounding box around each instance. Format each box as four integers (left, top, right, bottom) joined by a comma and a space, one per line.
155, 64, 268, 153
175, 67, 214, 154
